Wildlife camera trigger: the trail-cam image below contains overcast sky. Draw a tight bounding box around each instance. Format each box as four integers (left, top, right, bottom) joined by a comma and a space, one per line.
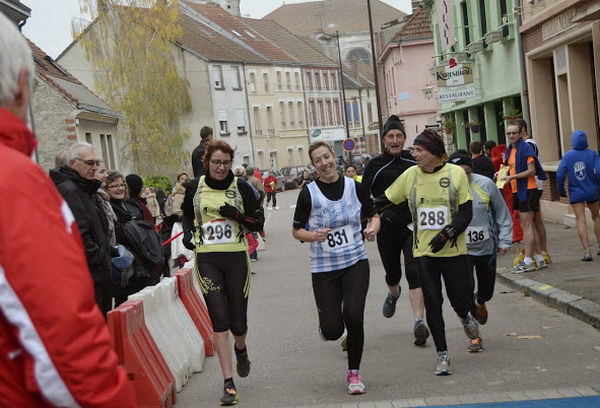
21, 0, 412, 58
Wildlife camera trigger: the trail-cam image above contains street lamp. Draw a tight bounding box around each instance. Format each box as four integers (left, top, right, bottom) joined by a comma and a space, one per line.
366, 0, 383, 139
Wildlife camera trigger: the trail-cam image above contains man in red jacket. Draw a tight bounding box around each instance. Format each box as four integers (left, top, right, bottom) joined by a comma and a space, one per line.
0, 12, 135, 407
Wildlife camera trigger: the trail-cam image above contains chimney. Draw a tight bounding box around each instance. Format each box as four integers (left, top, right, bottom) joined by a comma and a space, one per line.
411, 0, 421, 14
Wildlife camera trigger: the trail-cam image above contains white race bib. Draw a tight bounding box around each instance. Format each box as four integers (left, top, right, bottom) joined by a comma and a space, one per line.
466, 226, 489, 244
417, 207, 448, 230
202, 219, 236, 245
322, 225, 355, 252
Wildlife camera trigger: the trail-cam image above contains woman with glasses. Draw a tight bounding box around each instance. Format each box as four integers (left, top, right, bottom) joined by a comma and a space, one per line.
181, 140, 264, 406
362, 115, 430, 347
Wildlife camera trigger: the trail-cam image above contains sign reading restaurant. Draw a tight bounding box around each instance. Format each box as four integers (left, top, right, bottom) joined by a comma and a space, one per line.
436, 60, 474, 87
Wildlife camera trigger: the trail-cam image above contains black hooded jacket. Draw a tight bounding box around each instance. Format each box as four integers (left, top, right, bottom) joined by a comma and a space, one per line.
49, 166, 111, 284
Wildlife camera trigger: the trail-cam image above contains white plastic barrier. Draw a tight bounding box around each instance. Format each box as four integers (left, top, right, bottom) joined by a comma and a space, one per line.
158, 277, 205, 372
129, 285, 189, 391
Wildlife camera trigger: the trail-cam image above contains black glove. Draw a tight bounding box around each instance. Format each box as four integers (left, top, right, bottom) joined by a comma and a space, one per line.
428, 225, 457, 253
181, 215, 196, 250
219, 203, 241, 220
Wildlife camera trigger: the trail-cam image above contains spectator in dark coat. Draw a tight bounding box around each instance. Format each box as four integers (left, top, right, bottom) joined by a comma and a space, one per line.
470, 140, 495, 180
156, 186, 167, 216
49, 141, 112, 315
192, 126, 213, 177
125, 173, 154, 222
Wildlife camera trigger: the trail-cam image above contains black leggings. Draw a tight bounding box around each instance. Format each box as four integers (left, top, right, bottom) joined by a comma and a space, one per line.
311, 259, 370, 370
467, 253, 497, 305
196, 251, 250, 335
417, 255, 471, 352
266, 192, 277, 207
376, 223, 420, 289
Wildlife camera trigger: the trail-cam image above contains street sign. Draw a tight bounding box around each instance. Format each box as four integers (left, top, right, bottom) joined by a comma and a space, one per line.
342, 138, 355, 151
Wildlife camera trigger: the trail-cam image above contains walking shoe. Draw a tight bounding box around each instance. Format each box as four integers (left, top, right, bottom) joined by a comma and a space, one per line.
220, 381, 238, 406
434, 351, 452, 375
234, 346, 251, 378
512, 261, 536, 273
341, 335, 347, 351
542, 250, 553, 264
468, 337, 483, 352
413, 319, 430, 346
462, 314, 480, 340
473, 299, 488, 325
346, 370, 366, 395
533, 258, 548, 270
582, 252, 593, 262
382, 289, 400, 318
513, 247, 525, 267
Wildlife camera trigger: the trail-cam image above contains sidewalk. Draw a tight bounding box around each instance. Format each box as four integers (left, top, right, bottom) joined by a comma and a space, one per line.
496, 220, 600, 330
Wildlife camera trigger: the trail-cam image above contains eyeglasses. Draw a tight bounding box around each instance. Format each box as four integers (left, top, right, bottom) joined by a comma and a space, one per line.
506, 131, 521, 136
107, 183, 126, 189
75, 157, 102, 167
210, 159, 232, 168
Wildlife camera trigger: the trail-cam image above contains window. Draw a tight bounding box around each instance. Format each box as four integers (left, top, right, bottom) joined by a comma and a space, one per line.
285, 72, 291, 90
297, 102, 305, 127
323, 72, 329, 91
367, 102, 373, 123
218, 110, 229, 135
333, 99, 341, 126
326, 99, 333, 126
249, 72, 256, 93
263, 73, 270, 93
85, 132, 92, 144
500, 0, 509, 37
276, 71, 282, 90
294, 72, 301, 90
279, 102, 287, 128
331, 72, 338, 90
479, 0, 488, 48
253, 107, 262, 135
106, 134, 116, 169
231, 66, 242, 89
346, 48, 371, 65
306, 72, 313, 90
309, 100, 317, 126
100, 134, 108, 164
213, 65, 224, 89
315, 72, 321, 90
288, 102, 295, 128
461, 2, 470, 47
317, 100, 324, 125
236, 110, 247, 134
266, 106, 274, 134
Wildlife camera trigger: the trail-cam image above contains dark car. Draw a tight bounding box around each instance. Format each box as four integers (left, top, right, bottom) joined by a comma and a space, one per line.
280, 165, 312, 189
260, 168, 285, 192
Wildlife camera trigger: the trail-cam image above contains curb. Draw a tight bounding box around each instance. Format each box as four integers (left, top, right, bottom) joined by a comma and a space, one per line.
497, 270, 600, 331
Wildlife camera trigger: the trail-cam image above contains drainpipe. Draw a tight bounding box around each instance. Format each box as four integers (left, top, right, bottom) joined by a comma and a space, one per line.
515, 0, 531, 125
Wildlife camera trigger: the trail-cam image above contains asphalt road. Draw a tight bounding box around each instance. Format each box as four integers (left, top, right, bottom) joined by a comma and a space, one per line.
175, 189, 600, 408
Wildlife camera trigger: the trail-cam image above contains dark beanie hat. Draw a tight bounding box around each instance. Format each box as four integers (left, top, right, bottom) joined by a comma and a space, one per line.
125, 174, 144, 197
447, 151, 473, 168
413, 130, 445, 157
382, 115, 406, 138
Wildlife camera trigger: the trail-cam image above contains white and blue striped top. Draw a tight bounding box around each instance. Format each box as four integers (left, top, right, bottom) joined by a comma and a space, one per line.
307, 177, 367, 273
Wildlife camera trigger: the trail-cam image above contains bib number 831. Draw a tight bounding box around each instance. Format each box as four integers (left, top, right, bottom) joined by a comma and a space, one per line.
327, 229, 348, 248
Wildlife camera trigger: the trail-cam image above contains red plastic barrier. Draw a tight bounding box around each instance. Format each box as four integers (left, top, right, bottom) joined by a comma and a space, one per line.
174, 268, 215, 356
107, 299, 177, 408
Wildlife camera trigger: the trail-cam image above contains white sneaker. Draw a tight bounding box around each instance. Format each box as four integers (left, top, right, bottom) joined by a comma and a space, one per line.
274, 206, 279, 210
346, 370, 366, 395
435, 351, 452, 375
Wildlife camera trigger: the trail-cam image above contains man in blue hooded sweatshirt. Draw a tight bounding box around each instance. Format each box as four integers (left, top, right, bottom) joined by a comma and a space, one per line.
502, 119, 547, 273
557, 130, 600, 261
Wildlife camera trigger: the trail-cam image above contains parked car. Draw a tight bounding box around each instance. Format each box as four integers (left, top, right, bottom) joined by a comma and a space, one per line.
260, 168, 285, 192
280, 165, 313, 189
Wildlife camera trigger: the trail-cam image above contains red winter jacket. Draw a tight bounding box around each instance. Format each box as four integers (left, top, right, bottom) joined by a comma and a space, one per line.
0, 108, 136, 407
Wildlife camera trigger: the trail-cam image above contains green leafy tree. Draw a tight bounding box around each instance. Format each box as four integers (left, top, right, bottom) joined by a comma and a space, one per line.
145, 174, 173, 194
75, 0, 192, 174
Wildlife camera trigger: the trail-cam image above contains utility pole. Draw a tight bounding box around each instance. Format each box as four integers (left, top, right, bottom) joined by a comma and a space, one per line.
366, 0, 383, 150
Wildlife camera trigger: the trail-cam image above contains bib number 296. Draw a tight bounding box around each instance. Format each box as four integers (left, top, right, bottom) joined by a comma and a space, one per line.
418, 207, 448, 230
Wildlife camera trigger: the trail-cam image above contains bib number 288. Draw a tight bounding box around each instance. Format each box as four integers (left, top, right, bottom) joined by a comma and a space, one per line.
418, 207, 448, 230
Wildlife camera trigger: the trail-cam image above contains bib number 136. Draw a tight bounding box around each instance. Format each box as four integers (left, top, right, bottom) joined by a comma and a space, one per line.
418, 207, 448, 230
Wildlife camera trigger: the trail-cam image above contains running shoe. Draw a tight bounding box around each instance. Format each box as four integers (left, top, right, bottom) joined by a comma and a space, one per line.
512, 261, 536, 273
235, 346, 251, 378
382, 289, 400, 318
582, 252, 593, 262
346, 370, 366, 395
542, 250, 553, 264
220, 381, 238, 406
413, 319, 430, 346
462, 314, 480, 340
468, 337, 483, 352
534, 258, 548, 269
473, 299, 488, 325
434, 351, 452, 375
